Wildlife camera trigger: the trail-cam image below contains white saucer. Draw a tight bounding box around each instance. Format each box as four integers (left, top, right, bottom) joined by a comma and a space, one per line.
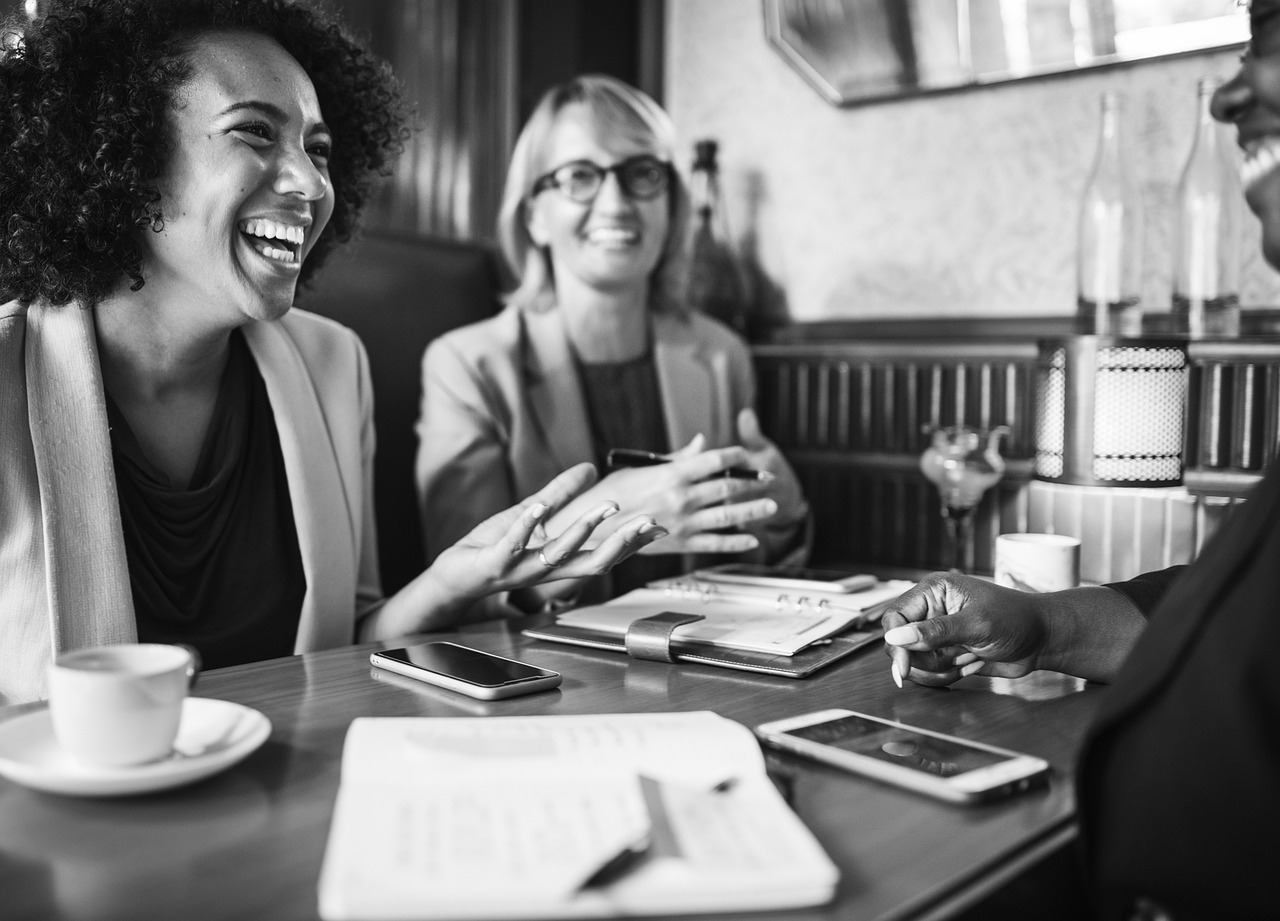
0, 697, 271, 797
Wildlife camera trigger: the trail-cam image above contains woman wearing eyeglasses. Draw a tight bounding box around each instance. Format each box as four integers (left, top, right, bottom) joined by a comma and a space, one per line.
416, 75, 809, 615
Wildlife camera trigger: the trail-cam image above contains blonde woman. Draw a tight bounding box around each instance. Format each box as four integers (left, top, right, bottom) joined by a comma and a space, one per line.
416, 75, 810, 614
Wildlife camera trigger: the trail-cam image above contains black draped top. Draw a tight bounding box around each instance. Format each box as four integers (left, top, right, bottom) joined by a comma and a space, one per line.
105, 330, 305, 668
575, 348, 681, 595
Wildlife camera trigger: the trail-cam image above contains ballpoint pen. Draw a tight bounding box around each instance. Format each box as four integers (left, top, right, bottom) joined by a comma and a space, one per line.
574, 831, 653, 893
573, 777, 738, 894
606, 447, 774, 482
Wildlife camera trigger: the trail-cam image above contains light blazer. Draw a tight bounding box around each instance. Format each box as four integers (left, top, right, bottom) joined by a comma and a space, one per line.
0, 300, 381, 705
415, 303, 807, 613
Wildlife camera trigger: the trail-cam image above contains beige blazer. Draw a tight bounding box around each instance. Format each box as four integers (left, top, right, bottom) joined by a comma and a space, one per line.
0, 300, 381, 705
415, 304, 807, 612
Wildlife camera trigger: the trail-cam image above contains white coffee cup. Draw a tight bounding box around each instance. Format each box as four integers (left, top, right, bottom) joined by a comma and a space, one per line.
994, 533, 1081, 593
48, 644, 200, 768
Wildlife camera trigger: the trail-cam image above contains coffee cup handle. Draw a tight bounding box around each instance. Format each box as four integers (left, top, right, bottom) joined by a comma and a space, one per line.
175, 644, 202, 689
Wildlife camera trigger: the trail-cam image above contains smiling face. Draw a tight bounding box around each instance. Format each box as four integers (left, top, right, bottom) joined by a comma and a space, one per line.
140, 30, 334, 326
1213, 0, 1280, 270
525, 103, 670, 300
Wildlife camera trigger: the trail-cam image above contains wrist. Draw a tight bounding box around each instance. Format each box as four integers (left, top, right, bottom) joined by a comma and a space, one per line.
379, 566, 483, 637
1033, 586, 1144, 682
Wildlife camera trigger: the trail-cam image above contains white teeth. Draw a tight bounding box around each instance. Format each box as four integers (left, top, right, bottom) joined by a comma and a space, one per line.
240, 218, 306, 245
1242, 138, 1280, 192
253, 243, 298, 264
586, 227, 638, 244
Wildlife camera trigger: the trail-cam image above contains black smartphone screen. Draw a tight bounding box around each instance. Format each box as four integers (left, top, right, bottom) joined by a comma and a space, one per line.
379, 644, 554, 688
783, 715, 1014, 778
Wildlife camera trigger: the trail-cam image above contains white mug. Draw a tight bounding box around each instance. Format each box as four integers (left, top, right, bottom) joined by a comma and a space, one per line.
994, 533, 1081, 593
48, 644, 200, 768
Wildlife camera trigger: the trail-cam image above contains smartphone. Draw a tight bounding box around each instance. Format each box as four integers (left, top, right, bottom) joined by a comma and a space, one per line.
693, 563, 877, 594
755, 708, 1051, 804
369, 643, 562, 700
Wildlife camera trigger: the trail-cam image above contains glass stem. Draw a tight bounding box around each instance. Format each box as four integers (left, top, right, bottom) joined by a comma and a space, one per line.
941, 504, 976, 573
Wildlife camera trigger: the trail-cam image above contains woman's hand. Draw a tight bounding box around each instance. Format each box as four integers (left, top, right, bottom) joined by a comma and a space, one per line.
880, 573, 1052, 687
590, 434, 780, 555
367, 463, 667, 637
735, 407, 807, 538
880, 573, 1147, 687
431, 462, 667, 599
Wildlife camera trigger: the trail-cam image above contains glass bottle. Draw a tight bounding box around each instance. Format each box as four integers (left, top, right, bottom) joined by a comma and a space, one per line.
1172, 77, 1242, 338
1076, 91, 1144, 337
686, 139, 749, 336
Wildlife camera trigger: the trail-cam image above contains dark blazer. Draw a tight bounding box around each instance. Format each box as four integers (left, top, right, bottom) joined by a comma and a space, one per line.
1077, 457, 1280, 920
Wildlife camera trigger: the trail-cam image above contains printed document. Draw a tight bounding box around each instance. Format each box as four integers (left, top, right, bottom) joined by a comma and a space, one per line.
317, 711, 838, 919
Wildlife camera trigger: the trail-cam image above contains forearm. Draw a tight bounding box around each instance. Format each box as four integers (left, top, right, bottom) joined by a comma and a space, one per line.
1034, 586, 1148, 683
356, 569, 481, 641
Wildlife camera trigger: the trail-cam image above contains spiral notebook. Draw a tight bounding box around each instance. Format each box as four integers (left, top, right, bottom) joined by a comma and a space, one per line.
522, 575, 913, 679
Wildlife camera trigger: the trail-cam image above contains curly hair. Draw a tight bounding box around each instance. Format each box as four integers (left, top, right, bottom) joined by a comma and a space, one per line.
0, 0, 407, 306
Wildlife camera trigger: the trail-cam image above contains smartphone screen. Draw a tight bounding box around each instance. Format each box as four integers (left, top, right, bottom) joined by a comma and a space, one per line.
377, 643, 556, 688
779, 713, 1014, 778
713, 564, 868, 583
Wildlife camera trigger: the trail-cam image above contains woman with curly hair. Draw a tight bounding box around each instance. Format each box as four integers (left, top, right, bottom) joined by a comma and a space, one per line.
0, 0, 666, 705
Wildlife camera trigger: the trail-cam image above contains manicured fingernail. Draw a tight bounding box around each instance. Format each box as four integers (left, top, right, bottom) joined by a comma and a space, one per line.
601, 502, 619, 519
884, 625, 919, 646
641, 519, 667, 535
960, 661, 984, 677
528, 502, 547, 519
763, 499, 778, 513
891, 661, 904, 689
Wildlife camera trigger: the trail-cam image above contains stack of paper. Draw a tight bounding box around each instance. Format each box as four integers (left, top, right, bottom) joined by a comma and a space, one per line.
317, 712, 838, 919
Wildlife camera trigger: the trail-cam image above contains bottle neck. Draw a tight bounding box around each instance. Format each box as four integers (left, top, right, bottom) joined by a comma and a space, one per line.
691, 165, 719, 209
1093, 96, 1125, 172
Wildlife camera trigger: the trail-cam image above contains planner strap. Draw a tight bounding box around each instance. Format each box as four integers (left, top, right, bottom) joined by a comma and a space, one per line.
624, 612, 705, 662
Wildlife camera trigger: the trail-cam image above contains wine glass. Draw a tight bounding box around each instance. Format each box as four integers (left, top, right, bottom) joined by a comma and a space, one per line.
920, 425, 1010, 573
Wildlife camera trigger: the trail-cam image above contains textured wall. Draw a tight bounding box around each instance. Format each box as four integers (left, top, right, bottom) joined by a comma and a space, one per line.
664, 1, 1280, 322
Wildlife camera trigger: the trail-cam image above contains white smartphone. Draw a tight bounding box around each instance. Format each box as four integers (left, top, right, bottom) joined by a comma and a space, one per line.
693, 563, 877, 594
755, 708, 1051, 804
370, 643, 562, 700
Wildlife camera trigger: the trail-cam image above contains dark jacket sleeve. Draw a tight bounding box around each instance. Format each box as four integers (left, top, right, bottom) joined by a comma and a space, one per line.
1102, 565, 1188, 618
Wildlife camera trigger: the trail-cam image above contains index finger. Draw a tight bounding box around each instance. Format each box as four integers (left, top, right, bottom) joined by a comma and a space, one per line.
879, 579, 939, 630
528, 462, 598, 516
669, 445, 752, 481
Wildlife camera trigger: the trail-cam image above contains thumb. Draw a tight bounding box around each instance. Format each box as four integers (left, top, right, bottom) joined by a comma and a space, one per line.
670, 432, 707, 458
736, 407, 767, 449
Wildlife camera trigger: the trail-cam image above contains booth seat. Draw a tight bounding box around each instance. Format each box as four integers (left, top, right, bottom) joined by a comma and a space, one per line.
295, 229, 504, 594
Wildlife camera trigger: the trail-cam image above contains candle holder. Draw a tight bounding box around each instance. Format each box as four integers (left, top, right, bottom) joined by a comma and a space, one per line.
920, 425, 1009, 572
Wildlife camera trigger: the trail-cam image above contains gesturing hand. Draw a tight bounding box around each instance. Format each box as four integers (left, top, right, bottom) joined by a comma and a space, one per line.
735, 407, 806, 525
880, 572, 1050, 687
430, 462, 668, 604
601, 434, 779, 555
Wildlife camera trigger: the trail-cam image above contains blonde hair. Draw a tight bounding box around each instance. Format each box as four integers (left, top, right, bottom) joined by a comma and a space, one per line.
497, 74, 691, 314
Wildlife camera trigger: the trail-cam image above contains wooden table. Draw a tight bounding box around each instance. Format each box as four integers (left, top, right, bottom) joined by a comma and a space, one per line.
0, 618, 1103, 921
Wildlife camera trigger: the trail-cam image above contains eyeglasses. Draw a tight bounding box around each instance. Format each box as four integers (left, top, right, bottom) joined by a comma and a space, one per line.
531, 155, 672, 203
